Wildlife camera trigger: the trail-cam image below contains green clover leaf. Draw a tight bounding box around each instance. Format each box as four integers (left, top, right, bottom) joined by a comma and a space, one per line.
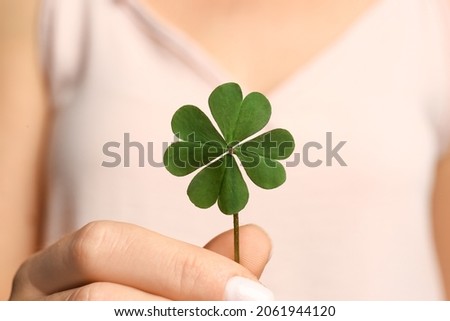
163, 82, 295, 262
164, 82, 295, 215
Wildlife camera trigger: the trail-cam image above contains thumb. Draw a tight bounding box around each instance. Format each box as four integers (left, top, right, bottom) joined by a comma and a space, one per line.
204, 224, 272, 278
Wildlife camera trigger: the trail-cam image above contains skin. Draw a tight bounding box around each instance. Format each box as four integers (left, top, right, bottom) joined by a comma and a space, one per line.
145, 0, 382, 92
433, 150, 450, 299
9, 222, 271, 300
1, 0, 450, 300
0, 0, 48, 300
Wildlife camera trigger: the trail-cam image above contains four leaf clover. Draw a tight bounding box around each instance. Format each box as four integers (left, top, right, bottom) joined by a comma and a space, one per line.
164, 82, 295, 215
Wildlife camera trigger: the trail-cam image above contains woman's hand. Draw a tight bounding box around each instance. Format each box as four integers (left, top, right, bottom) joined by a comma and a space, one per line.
9, 221, 273, 301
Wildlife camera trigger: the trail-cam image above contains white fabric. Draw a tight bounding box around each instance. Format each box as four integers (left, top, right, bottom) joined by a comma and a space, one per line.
39, 0, 450, 299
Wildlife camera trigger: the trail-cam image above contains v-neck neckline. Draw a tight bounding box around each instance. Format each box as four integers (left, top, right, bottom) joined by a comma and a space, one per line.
125, 0, 388, 99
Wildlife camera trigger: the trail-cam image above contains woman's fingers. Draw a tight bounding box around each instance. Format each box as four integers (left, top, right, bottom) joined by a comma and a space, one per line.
42, 282, 169, 301
10, 221, 274, 301
204, 224, 272, 278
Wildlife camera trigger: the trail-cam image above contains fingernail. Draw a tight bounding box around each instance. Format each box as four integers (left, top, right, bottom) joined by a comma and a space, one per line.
224, 276, 275, 301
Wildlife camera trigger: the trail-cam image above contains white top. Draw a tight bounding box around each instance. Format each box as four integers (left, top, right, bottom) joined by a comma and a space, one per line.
39, 0, 450, 299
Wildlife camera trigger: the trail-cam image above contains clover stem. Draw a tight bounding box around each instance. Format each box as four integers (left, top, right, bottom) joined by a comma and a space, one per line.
233, 213, 240, 263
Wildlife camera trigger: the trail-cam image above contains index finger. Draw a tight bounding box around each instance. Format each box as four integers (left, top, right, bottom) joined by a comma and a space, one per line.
11, 221, 273, 300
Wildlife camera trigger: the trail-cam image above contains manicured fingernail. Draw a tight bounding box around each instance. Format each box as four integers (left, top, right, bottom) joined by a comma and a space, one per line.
224, 276, 275, 301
